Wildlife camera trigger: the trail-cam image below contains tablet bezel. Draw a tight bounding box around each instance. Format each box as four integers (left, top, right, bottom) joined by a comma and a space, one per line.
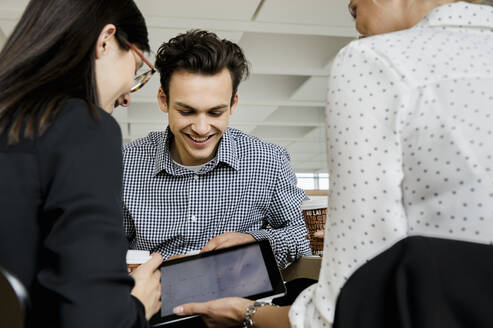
149, 239, 285, 327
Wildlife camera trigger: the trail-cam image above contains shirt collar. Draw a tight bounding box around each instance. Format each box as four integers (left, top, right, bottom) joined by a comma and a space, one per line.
216, 128, 239, 171
153, 127, 239, 176
416, 1, 493, 30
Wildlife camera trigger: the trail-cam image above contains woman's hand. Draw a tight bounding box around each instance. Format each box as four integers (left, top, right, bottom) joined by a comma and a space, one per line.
130, 253, 163, 320
173, 297, 254, 328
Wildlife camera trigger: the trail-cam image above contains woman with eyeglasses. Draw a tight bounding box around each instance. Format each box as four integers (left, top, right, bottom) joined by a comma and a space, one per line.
0, 0, 161, 327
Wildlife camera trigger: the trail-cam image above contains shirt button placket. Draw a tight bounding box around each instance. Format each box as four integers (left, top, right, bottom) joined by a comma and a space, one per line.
190, 175, 199, 223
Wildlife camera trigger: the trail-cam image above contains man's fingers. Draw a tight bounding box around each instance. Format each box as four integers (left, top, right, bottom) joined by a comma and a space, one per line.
313, 230, 325, 239
201, 232, 253, 252
201, 236, 223, 252
209, 234, 253, 250
212, 239, 235, 250
174, 302, 208, 316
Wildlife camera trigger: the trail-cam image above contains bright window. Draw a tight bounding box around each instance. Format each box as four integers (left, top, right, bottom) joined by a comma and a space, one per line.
296, 173, 329, 190
296, 173, 316, 190
318, 173, 329, 189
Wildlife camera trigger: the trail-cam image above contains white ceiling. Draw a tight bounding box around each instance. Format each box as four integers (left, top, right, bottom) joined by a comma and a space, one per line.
0, 0, 357, 172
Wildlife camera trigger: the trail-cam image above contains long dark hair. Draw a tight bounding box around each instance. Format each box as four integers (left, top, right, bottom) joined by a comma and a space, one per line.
0, 0, 150, 144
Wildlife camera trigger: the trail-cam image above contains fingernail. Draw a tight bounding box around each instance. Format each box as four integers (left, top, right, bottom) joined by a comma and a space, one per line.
173, 306, 183, 315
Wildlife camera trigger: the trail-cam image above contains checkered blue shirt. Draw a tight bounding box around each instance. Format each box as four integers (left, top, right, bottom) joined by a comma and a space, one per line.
122, 127, 311, 268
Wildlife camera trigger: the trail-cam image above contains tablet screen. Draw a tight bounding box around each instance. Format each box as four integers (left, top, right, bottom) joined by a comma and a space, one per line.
150, 240, 285, 326
162, 243, 271, 316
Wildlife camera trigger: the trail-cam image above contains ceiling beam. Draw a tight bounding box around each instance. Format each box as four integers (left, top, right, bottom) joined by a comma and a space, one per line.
251, 0, 266, 21
0, 7, 356, 37
146, 16, 357, 37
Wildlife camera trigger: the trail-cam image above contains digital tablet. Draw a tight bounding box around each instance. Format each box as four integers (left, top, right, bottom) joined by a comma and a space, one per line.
150, 240, 286, 327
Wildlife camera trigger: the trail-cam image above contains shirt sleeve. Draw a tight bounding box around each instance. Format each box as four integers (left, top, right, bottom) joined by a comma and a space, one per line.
289, 41, 409, 327
248, 147, 312, 269
36, 102, 147, 328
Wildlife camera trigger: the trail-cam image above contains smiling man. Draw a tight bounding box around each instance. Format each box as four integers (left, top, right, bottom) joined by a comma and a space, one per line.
122, 30, 310, 268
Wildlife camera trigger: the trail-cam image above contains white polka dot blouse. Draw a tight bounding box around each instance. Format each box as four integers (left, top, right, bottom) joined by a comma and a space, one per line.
289, 2, 493, 327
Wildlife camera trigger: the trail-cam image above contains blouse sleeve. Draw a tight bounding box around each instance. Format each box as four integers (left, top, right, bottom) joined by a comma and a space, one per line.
36, 100, 147, 328
289, 41, 411, 327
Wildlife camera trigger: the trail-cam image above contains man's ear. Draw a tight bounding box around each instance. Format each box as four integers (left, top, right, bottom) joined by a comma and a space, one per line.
230, 93, 238, 115
95, 24, 117, 59
157, 88, 169, 113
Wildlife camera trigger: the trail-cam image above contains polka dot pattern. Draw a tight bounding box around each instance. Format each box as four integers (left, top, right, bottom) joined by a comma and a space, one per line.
289, 2, 493, 327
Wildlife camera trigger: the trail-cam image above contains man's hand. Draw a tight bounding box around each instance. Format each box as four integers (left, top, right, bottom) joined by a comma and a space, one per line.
173, 297, 254, 328
201, 232, 255, 253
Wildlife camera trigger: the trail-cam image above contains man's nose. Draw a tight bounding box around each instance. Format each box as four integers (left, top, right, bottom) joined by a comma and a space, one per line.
191, 115, 209, 135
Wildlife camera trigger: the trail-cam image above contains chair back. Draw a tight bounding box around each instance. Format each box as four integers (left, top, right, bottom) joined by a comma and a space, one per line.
0, 267, 29, 328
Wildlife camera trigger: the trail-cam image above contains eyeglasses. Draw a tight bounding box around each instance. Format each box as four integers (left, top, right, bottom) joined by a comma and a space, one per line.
126, 41, 156, 93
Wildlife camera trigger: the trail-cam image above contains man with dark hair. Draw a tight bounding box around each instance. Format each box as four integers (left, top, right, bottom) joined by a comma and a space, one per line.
122, 30, 310, 269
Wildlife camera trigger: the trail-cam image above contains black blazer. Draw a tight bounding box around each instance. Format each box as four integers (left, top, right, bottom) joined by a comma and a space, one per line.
0, 99, 147, 328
